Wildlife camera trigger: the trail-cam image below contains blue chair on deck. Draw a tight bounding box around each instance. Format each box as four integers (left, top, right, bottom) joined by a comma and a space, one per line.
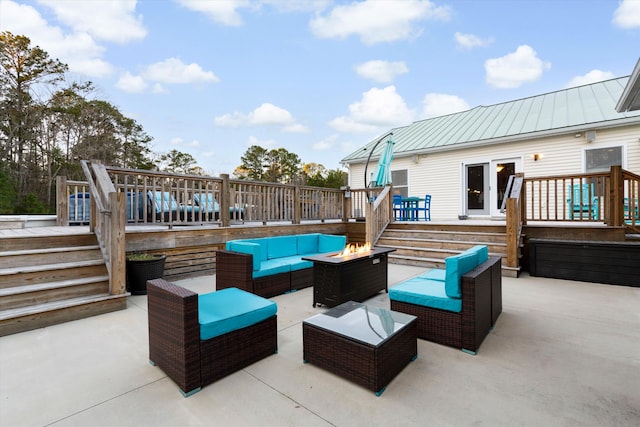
567, 184, 599, 219
144, 191, 179, 222
418, 194, 432, 221
393, 194, 408, 220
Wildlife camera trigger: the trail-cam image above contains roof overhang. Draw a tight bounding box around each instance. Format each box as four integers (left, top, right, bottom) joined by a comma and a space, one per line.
616, 58, 640, 112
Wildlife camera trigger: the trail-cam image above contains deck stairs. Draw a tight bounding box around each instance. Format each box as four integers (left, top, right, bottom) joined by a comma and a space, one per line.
0, 232, 128, 336
377, 222, 521, 277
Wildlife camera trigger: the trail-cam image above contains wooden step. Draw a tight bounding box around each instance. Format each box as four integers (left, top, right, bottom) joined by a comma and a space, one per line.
0, 260, 107, 289
0, 245, 102, 269
0, 275, 110, 310
378, 236, 506, 252
0, 293, 128, 337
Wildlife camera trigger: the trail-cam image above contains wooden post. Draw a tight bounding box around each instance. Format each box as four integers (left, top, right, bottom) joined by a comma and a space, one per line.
220, 174, 230, 227
110, 191, 126, 295
293, 184, 301, 224
342, 187, 351, 223
609, 165, 623, 226
506, 197, 519, 269
56, 176, 68, 226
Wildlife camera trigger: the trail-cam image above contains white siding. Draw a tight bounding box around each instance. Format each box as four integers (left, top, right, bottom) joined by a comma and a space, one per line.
347, 124, 640, 220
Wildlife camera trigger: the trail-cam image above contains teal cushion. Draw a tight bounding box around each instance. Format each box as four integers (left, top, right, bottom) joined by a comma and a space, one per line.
444, 251, 478, 298
198, 287, 277, 341
389, 278, 462, 313
244, 239, 268, 262
467, 245, 489, 264
420, 268, 445, 282
318, 234, 347, 253
267, 235, 298, 259
253, 260, 290, 278
228, 241, 261, 271
297, 233, 320, 254
280, 256, 313, 271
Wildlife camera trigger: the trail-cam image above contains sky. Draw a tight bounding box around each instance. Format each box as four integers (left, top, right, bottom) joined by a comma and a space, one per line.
1, 0, 640, 176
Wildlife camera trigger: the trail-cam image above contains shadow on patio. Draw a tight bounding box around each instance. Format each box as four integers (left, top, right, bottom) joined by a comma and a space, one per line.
1, 264, 638, 426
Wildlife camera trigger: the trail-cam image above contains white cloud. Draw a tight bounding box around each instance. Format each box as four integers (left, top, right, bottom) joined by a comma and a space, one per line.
454, 32, 493, 50
565, 70, 616, 88
309, 0, 450, 44
329, 86, 414, 133
485, 45, 551, 89
247, 135, 277, 149
355, 60, 409, 83
1, 1, 114, 77
177, 0, 252, 26
37, 0, 147, 43
612, 0, 640, 29
143, 58, 219, 84
214, 103, 308, 132
116, 72, 148, 93
422, 93, 469, 118
313, 134, 339, 151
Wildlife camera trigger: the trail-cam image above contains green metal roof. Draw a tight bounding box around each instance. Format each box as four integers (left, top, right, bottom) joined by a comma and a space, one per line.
342, 76, 640, 163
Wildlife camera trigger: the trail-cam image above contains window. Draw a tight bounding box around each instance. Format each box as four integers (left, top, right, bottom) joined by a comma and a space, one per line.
585, 146, 622, 173
391, 170, 408, 198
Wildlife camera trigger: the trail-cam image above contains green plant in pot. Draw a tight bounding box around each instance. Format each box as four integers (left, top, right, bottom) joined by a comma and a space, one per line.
126, 252, 166, 295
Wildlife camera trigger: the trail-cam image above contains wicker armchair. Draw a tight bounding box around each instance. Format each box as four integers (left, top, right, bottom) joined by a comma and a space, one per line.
390, 256, 502, 354
147, 279, 278, 396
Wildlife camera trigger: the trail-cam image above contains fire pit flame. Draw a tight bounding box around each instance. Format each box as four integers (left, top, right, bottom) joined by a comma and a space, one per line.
333, 242, 372, 258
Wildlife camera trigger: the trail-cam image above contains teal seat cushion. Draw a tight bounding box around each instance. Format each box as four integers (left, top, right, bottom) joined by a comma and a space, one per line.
253, 260, 290, 278
228, 241, 262, 271
267, 235, 298, 259
297, 233, 320, 254
420, 268, 445, 281
282, 257, 313, 271
444, 251, 478, 298
318, 234, 346, 253
389, 278, 462, 313
198, 287, 277, 341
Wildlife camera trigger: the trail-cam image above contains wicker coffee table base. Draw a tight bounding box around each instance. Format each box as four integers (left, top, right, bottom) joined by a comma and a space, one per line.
303, 319, 417, 396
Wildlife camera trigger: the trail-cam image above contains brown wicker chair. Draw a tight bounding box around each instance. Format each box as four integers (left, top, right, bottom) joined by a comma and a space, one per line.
390, 256, 502, 354
147, 278, 278, 396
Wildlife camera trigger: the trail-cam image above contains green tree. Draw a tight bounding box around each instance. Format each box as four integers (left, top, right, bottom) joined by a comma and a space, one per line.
158, 149, 200, 175
238, 145, 301, 183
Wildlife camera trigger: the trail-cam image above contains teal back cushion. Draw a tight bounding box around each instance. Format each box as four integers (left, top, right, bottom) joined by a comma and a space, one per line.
267, 235, 298, 259
445, 251, 478, 298
318, 234, 347, 253
297, 233, 320, 254
228, 241, 261, 271
244, 239, 268, 262
469, 245, 489, 264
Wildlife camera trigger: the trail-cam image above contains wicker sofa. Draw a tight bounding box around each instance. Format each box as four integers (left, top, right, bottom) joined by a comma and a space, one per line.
216, 233, 347, 298
389, 245, 502, 354
147, 279, 278, 396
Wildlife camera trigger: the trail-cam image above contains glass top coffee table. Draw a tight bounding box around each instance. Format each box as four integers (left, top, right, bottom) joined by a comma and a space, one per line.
302, 301, 417, 396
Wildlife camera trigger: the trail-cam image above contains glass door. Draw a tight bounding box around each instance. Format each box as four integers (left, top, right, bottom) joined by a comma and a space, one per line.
491, 158, 520, 217
466, 163, 489, 216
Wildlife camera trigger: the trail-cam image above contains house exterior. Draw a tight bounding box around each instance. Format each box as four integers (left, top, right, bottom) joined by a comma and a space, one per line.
342, 77, 640, 220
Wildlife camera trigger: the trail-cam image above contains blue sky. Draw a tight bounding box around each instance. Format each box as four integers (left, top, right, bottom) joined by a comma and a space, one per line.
2, 0, 640, 176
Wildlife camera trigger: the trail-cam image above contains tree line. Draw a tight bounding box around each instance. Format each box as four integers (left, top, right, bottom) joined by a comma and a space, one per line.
0, 31, 346, 215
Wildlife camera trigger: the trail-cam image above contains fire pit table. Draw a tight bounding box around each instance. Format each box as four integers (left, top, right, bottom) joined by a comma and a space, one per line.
303, 246, 395, 308
303, 300, 417, 396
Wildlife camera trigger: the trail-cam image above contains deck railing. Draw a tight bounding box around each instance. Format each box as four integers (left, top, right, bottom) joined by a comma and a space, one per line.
365, 186, 392, 244
522, 166, 640, 232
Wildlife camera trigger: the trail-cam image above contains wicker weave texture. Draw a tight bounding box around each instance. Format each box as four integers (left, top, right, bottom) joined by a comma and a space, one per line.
303, 318, 417, 394
390, 256, 501, 354
147, 278, 278, 396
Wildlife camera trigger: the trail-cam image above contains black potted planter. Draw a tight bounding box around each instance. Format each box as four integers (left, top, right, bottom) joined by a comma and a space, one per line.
126, 253, 166, 295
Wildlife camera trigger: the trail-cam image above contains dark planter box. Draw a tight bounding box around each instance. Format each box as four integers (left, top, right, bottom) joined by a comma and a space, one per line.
126, 255, 166, 295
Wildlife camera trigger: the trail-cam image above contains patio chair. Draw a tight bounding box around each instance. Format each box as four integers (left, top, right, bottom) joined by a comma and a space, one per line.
147, 279, 278, 396
393, 194, 407, 220
418, 194, 432, 221
567, 184, 599, 219
143, 191, 179, 222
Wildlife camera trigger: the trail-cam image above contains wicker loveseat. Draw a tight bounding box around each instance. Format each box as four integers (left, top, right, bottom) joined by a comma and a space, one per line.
147, 279, 278, 396
389, 245, 502, 354
216, 233, 347, 298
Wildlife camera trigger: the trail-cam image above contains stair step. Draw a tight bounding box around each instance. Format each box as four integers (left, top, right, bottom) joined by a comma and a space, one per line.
379, 236, 506, 248
0, 275, 110, 297
0, 293, 129, 337
0, 259, 105, 276
0, 245, 102, 268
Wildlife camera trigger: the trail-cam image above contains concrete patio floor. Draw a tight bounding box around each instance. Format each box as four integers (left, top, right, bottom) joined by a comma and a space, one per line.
1, 265, 639, 427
